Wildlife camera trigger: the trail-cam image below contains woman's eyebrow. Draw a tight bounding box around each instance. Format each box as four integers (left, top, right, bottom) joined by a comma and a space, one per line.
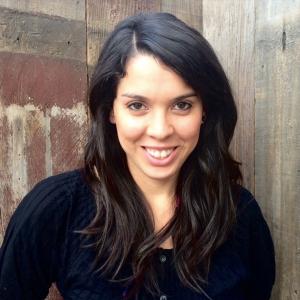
121, 93, 148, 101
173, 92, 198, 101
121, 92, 198, 101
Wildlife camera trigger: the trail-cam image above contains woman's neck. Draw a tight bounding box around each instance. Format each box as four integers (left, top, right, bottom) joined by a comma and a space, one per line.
131, 174, 177, 234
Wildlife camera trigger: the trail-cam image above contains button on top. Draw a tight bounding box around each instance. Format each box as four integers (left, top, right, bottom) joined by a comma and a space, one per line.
160, 295, 167, 300
159, 254, 167, 263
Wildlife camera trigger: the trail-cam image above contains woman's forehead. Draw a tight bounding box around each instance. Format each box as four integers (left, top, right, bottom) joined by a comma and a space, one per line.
116, 54, 196, 98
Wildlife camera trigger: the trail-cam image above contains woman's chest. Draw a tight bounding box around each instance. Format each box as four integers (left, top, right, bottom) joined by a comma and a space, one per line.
56, 240, 248, 300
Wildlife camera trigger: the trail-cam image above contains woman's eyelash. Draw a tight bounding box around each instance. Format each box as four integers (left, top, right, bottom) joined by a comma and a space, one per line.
173, 101, 192, 110
127, 102, 146, 110
127, 101, 192, 111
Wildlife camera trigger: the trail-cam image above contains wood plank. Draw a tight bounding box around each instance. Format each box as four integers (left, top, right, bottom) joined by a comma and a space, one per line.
0, 52, 87, 107
0, 7, 86, 61
161, 0, 202, 31
0, 0, 85, 21
202, 0, 255, 191
255, 1, 300, 298
0, 51, 88, 246
50, 102, 87, 175
0, 103, 14, 243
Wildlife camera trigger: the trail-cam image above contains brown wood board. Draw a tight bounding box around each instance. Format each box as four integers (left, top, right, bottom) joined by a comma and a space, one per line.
255, 1, 300, 299
202, 0, 255, 192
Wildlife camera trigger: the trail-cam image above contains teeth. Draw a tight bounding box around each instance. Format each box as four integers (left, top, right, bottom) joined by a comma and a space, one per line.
146, 148, 174, 159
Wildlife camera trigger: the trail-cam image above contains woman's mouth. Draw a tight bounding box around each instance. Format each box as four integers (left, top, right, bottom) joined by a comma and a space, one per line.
144, 147, 175, 159
142, 146, 178, 166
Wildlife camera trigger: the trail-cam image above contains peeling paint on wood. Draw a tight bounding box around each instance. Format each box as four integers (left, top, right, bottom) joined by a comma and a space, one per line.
0, 2, 88, 298
0, 102, 87, 214
0, 52, 87, 107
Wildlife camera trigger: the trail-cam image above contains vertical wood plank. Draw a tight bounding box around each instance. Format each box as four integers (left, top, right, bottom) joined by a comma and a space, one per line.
255, 1, 300, 299
161, 0, 202, 32
202, 0, 255, 191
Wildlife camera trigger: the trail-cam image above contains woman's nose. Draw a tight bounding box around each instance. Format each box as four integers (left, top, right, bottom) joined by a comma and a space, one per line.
146, 111, 174, 140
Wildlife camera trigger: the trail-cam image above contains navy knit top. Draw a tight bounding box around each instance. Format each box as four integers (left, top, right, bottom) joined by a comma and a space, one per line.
0, 169, 275, 300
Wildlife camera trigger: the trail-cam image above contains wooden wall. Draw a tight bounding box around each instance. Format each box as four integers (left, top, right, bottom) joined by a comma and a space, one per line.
0, 1, 299, 299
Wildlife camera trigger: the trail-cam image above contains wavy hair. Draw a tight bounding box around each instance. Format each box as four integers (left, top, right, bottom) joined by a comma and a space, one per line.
81, 12, 242, 299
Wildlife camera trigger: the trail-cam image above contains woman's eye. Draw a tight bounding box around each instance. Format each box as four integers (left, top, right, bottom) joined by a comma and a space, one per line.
127, 102, 146, 111
174, 101, 192, 111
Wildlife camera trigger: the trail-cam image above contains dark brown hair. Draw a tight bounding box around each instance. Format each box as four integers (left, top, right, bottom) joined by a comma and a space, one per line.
81, 12, 242, 299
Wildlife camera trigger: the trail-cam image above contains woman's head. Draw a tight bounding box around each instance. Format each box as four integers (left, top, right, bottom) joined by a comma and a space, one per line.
88, 12, 238, 175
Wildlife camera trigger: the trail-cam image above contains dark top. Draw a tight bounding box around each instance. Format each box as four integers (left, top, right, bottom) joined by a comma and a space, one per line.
0, 170, 275, 300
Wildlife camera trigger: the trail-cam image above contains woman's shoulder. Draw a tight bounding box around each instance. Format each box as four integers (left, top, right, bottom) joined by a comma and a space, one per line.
208, 186, 275, 299
230, 185, 275, 264
235, 185, 265, 221
5, 169, 95, 235
30, 168, 90, 197
0, 169, 96, 298
231, 187, 276, 298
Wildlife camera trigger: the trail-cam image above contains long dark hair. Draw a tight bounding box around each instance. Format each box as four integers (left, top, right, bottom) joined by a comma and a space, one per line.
81, 12, 242, 299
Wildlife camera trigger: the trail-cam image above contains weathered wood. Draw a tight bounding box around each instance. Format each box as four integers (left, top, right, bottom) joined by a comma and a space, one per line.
0, 52, 87, 107
202, 0, 255, 192
161, 0, 202, 32
255, 1, 300, 299
50, 102, 87, 175
0, 3, 88, 300
0, 7, 86, 61
0, 0, 85, 21
0, 53, 87, 300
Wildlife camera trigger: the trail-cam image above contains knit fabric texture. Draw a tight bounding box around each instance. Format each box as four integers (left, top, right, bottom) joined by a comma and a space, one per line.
0, 170, 275, 300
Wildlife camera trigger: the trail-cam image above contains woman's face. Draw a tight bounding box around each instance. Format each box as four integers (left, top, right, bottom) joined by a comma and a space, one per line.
110, 54, 204, 184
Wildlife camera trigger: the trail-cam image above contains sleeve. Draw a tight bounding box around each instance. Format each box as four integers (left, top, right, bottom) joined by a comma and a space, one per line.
243, 198, 276, 300
0, 177, 71, 300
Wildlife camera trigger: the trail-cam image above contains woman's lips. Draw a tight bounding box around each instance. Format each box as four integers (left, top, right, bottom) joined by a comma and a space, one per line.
142, 146, 178, 166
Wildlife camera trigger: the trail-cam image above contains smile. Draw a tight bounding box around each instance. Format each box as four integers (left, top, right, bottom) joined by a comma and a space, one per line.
144, 147, 176, 159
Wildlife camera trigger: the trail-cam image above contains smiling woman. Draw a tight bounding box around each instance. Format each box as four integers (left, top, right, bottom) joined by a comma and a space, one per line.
0, 12, 275, 300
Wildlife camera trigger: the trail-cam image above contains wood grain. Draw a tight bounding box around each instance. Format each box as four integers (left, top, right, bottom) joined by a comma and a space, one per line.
161, 0, 202, 31
0, 0, 85, 21
255, 1, 300, 299
0, 7, 86, 61
202, 0, 255, 192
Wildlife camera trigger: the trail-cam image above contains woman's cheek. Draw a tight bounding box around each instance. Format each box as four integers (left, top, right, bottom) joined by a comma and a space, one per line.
177, 119, 202, 139
118, 117, 146, 140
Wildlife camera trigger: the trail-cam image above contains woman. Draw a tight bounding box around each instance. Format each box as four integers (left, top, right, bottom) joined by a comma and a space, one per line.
0, 13, 275, 300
